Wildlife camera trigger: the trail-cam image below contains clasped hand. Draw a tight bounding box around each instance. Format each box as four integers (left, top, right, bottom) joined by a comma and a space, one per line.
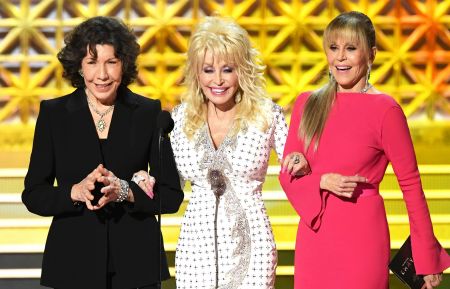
70, 164, 126, 210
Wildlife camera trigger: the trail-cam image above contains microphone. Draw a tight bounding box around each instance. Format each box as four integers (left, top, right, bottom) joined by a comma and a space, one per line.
156, 110, 174, 289
157, 110, 174, 136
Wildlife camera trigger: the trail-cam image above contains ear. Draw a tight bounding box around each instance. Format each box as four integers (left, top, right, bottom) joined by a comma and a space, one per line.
369, 46, 377, 63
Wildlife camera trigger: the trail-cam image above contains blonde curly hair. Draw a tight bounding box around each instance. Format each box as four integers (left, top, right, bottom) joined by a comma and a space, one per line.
182, 16, 272, 140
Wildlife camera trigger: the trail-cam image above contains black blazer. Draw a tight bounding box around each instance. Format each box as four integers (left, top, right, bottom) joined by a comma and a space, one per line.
22, 87, 183, 289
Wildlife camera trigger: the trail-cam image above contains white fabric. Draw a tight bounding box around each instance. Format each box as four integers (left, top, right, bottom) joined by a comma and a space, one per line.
170, 102, 287, 289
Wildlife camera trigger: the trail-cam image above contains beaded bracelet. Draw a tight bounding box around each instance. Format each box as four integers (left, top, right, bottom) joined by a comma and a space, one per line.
115, 179, 130, 202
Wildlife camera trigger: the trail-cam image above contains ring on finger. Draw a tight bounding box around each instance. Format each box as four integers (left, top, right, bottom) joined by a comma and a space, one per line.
132, 174, 146, 185
293, 155, 301, 164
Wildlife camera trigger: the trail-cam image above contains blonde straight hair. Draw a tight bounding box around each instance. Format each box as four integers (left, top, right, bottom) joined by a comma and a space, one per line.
299, 11, 376, 151
182, 16, 272, 140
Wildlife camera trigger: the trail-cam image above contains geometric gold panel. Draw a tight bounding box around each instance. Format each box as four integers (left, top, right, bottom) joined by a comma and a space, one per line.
1, 1, 450, 151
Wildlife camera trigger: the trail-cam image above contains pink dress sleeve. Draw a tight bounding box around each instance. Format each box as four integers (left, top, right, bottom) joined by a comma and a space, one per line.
381, 105, 450, 274
278, 93, 326, 230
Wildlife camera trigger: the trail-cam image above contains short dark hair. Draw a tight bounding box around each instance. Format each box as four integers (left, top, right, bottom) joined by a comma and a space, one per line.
57, 16, 140, 88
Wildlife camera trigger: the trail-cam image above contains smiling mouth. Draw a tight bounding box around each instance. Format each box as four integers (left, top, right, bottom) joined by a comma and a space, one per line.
210, 87, 228, 95
336, 66, 351, 71
95, 83, 112, 89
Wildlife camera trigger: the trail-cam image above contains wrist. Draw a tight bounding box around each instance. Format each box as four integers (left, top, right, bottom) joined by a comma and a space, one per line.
115, 179, 129, 202
319, 174, 327, 190
126, 188, 134, 202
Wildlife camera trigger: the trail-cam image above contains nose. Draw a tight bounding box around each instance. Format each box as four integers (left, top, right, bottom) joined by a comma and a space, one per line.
213, 71, 223, 85
97, 64, 108, 80
337, 49, 347, 61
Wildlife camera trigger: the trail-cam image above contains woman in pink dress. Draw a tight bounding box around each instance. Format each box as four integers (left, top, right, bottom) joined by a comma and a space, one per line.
279, 11, 450, 289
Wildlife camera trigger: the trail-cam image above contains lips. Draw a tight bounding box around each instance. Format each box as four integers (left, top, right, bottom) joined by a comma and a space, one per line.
94, 83, 112, 90
210, 87, 228, 95
336, 66, 351, 71
95, 83, 112, 87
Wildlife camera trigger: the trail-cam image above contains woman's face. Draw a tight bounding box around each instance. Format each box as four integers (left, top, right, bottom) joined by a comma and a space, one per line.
325, 37, 373, 92
81, 44, 122, 103
198, 51, 239, 110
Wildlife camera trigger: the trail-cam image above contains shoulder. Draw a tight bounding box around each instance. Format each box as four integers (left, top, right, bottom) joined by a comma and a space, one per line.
40, 89, 80, 113
126, 90, 161, 110
288, 91, 313, 114
269, 101, 285, 119
41, 95, 67, 109
294, 91, 313, 106
366, 93, 401, 112
171, 103, 186, 122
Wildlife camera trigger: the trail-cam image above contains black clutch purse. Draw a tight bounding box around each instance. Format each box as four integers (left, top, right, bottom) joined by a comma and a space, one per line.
389, 235, 425, 289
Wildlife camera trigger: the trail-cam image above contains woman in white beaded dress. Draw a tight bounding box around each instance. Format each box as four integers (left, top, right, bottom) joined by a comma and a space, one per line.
168, 16, 310, 289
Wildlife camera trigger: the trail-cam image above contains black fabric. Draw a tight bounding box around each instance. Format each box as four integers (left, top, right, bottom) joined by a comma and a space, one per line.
22, 87, 183, 289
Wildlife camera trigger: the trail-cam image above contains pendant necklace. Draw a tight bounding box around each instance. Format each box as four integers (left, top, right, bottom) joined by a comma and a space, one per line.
86, 97, 114, 133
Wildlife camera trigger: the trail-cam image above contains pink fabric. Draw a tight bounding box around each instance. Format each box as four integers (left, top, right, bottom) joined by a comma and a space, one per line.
279, 92, 450, 289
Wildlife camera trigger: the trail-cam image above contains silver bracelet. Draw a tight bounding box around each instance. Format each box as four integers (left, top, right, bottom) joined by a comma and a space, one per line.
115, 179, 130, 203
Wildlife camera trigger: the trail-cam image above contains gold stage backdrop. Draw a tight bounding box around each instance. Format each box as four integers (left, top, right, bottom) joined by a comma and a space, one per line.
0, 0, 449, 164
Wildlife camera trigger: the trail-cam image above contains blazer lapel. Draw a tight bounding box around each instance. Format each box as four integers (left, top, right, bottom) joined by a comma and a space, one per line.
66, 88, 103, 169
103, 87, 138, 175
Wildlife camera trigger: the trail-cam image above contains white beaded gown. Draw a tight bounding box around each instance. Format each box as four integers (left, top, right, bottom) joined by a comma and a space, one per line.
170, 102, 287, 289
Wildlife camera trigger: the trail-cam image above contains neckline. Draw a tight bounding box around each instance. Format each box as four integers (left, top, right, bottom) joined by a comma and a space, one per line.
205, 121, 234, 151
336, 91, 380, 95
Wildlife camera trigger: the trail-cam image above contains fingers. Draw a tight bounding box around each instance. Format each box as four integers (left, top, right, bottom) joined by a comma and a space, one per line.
100, 176, 120, 196
346, 175, 368, 183
281, 153, 310, 176
145, 176, 155, 199
423, 274, 442, 289
71, 165, 122, 210
131, 171, 156, 198
94, 195, 111, 209
424, 278, 433, 289
320, 173, 368, 198
85, 199, 95, 210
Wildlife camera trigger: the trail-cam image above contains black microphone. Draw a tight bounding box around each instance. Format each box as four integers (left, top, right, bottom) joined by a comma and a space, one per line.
157, 110, 174, 136
156, 110, 173, 289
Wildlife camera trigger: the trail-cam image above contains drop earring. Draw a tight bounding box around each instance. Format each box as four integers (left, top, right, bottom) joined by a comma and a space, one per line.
328, 69, 335, 81
234, 90, 242, 103
361, 65, 372, 93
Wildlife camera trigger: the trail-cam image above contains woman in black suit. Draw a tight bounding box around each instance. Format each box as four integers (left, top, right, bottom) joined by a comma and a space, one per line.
22, 16, 183, 289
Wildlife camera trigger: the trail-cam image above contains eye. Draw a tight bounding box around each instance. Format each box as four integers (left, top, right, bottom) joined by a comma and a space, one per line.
223, 66, 234, 73
329, 45, 337, 51
202, 67, 214, 73
346, 46, 357, 51
108, 59, 119, 64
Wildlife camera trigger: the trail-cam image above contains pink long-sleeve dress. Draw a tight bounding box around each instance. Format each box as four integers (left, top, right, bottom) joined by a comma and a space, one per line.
279, 91, 450, 289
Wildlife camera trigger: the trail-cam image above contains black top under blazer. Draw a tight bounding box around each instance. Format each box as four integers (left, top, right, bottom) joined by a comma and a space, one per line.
22, 87, 184, 289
